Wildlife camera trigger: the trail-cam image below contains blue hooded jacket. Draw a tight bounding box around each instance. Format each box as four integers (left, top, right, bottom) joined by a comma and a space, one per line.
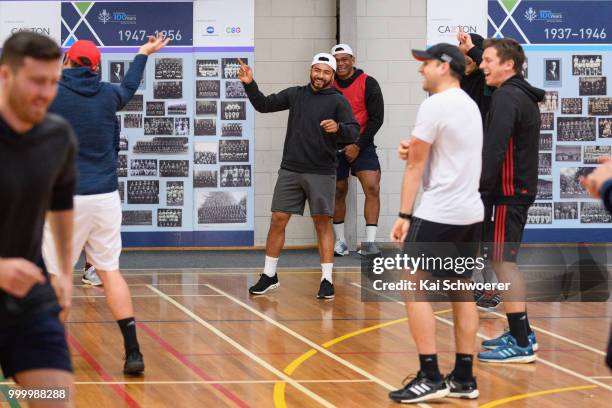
49, 54, 147, 195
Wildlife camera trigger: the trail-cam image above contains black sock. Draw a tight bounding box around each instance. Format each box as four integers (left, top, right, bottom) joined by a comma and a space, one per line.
525, 312, 533, 335
117, 317, 140, 353
452, 353, 473, 380
418, 354, 441, 381
507, 312, 529, 347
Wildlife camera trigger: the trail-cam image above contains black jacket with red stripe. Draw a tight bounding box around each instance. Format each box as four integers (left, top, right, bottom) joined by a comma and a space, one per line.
480, 75, 545, 206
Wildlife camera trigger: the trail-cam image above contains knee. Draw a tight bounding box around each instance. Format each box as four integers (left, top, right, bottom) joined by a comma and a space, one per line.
312, 216, 331, 232
363, 182, 380, 198
270, 213, 290, 230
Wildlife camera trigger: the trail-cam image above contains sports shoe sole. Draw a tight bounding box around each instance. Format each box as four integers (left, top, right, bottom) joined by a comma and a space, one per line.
334, 250, 349, 256
316, 293, 335, 300
249, 282, 280, 295
478, 354, 537, 363
448, 389, 480, 399
396, 388, 450, 403
81, 277, 103, 286
476, 304, 500, 312
483, 342, 539, 352
123, 361, 145, 375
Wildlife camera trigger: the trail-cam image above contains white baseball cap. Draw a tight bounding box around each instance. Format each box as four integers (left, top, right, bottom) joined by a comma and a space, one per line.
311, 53, 336, 71
331, 43, 354, 56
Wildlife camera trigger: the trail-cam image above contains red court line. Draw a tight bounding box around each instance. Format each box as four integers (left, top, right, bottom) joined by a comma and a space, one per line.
67, 333, 141, 408
137, 322, 251, 408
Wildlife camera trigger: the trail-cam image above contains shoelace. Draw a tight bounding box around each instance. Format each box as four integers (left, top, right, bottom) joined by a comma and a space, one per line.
401, 373, 418, 386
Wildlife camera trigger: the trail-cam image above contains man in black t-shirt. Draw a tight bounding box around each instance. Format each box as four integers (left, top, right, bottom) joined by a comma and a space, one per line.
0, 32, 76, 405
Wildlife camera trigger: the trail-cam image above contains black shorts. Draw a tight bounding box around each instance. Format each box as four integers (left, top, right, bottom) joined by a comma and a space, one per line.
0, 306, 72, 378
337, 144, 381, 181
271, 168, 336, 216
404, 217, 482, 278
482, 204, 529, 263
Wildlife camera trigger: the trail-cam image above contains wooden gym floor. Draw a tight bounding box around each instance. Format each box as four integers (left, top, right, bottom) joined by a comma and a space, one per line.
2, 267, 611, 407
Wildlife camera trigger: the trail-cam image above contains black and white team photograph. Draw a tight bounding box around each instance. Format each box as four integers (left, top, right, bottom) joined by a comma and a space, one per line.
560, 167, 596, 198
554, 202, 578, 220
557, 117, 596, 141
561, 97, 582, 114
588, 97, 612, 115
580, 201, 612, 223
109, 61, 125, 84
584, 145, 611, 164
124, 113, 143, 128
222, 57, 248, 79
166, 181, 184, 206
133, 137, 189, 154
122, 210, 153, 226
527, 203, 552, 224
219, 140, 249, 162
154, 81, 183, 99
196, 59, 220, 78
127, 180, 160, 204
196, 100, 218, 116
222, 122, 243, 137
194, 118, 217, 136
225, 81, 247, 98
220, 165, 252, 187
174, 117, 190, 136
537, 178, 553, 200
196, 80, 220, 98
146, 101, 165, 116
157, 208, 182, 227
556, 145, 581, 162
130, 159, 158, 177
194, 170, 218, 188
540, 112, 554, 130
194, 142, 218, 164
120, 94, 144, 111
117, 154, 128, 177
119, 181, 125, 203
155, 57, 183, 80
144, 117, 174, 135
167, 102, 187, 115
539, 152, 552, 176
599, 117, 612, 138
196, 191, 247, 224
539, 133, 553, 150
579, 76, 607, 96
119, 134, 128, 151
538, 91, 559, 112
159, 160, 189, 177
221, 101, 246, 120
572, 55, 602, 76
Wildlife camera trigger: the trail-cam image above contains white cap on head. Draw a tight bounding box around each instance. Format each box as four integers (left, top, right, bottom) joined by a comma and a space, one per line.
311, 53, 336, 72
331, 43, 354, 56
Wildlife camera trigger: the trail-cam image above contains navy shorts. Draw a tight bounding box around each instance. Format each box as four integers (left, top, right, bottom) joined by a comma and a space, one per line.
0, 306, 72, 378
337, 144, 381, 181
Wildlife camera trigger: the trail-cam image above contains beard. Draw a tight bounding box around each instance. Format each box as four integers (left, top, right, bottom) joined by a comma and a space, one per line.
310, 74, 332, 90
7, 83, 48, 126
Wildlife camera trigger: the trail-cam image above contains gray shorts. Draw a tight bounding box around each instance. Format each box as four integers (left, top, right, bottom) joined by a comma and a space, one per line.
271, 168, 336, 216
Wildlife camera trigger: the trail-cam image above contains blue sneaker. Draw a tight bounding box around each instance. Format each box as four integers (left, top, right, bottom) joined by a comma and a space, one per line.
478, 336, 536, 363
482, 331, 538, 351
334, 240, 349, 256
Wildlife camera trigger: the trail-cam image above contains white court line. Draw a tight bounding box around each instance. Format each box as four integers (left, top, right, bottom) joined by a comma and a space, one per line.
590, 376, 612, 380
146, 284, 336, 408
351, 282, 612, 392
72, 294, 225, 298
1, 379, 375, 386
74, 267, 360, 273
488, 310, 606, 356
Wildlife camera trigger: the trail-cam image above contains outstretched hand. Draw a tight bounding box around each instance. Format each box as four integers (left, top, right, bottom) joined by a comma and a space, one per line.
139, 32, 170, 56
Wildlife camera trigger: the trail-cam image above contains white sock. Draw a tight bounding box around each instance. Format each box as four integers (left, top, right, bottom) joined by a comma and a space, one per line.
263, 256, 278, 277
366, 225, 377, 242
333, 222, 345, 242
321, 263, 333, 282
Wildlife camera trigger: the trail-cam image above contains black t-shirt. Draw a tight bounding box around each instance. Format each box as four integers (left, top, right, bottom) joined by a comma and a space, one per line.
0, 113, 77, 322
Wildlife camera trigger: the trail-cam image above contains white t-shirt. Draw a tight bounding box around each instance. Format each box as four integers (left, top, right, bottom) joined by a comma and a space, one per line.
412, 87, 484, 225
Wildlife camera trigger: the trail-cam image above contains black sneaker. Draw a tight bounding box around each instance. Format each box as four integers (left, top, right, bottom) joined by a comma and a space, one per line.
389, 371, 449, 403
476, 291, 502, 312
445, 373, 479, 399
249, 274, 279, 295
473, 288, 484, 302
317, 279, 335, 299
123, 349, 144, 375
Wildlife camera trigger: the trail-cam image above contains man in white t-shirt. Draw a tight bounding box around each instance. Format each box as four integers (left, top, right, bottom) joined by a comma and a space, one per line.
388, 43, 484, 404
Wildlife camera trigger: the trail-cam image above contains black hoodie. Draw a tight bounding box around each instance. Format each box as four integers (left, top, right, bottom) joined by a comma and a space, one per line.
480, 75, 545, 205
461, 47, 493, 124
244, 80, 359, 174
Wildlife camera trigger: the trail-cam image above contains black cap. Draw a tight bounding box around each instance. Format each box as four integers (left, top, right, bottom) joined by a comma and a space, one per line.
469, 33, 484, 50
412, 43, 466, 76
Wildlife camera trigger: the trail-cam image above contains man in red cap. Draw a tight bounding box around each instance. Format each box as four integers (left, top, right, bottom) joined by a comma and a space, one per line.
42, 33, 168, 375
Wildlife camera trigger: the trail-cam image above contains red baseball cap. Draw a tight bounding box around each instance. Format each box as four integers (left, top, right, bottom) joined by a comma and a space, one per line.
66, 40, 101, 69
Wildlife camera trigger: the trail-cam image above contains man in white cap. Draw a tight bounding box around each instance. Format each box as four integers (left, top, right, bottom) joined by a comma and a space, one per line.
330, 44, 384, 256
237, 54, 359, 299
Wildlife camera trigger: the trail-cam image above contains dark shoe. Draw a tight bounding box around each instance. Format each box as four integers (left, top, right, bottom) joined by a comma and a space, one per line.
123, 349, 144, 375
445, 373, 479, 399
476, 291, 502, 312
389, 371, 449, 403
317, 279, 335, 299
249, 274, 279, 295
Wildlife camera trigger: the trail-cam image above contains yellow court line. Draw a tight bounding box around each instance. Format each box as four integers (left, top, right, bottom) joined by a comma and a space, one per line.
479, 385, 598, 408
273, 308, 452, 408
